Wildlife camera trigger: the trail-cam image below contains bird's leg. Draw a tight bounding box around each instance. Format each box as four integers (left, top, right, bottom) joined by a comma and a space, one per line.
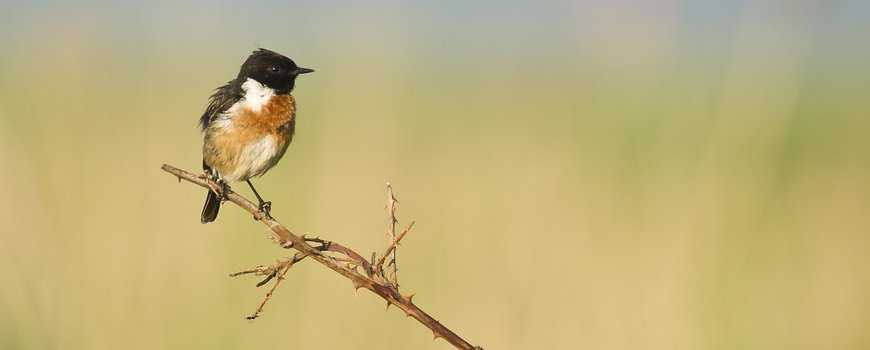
246, 180, 272, 220
218, 180, 230, 202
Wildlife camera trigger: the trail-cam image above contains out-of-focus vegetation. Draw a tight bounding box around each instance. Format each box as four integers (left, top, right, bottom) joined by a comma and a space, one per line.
1, 1, 869, 349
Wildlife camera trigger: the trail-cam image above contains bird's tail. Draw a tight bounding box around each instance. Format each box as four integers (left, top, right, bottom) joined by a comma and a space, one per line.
201, 190, 221, 223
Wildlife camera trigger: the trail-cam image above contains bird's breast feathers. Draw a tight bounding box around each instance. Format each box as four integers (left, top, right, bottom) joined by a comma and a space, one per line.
230, 134, 282, 181
203, 78, 297, 182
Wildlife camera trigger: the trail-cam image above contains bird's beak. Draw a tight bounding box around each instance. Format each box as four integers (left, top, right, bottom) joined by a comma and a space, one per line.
295, 67, 315, 75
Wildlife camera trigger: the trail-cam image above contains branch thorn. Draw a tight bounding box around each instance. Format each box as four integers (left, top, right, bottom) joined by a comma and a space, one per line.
403, 292, 417, 303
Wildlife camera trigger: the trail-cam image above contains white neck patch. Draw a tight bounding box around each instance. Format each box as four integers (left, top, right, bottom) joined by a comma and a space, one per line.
241, 78, 275, 112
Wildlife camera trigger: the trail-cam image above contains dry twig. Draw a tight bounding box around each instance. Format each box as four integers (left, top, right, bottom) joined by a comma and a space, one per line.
161, 164, 482, 350
376, 221, 415, 272
386, 183, 399, 287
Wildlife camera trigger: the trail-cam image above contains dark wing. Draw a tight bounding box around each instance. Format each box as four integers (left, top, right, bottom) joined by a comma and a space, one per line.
199, 80, 243, 131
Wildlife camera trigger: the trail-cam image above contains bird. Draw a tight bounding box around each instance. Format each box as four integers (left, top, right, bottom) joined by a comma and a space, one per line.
198, 48, 314, 223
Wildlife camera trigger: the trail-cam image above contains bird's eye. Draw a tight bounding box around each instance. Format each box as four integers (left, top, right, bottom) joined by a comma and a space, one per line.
269, 66, 280, 73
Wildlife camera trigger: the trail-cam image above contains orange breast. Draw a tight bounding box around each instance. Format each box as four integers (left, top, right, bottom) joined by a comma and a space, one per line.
203, 94, 297, 182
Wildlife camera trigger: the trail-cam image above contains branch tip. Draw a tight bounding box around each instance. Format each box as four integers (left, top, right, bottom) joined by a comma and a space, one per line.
256, 273, 275, 287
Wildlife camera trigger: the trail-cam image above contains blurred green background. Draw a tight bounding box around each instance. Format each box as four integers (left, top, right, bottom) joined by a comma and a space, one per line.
2, 1, 869, 349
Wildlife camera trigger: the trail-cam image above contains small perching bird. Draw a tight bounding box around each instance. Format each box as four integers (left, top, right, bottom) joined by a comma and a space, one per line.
198, 48, 314, 223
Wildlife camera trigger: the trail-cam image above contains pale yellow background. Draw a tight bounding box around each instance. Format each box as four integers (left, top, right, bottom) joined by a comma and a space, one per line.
1, 1, 869, 349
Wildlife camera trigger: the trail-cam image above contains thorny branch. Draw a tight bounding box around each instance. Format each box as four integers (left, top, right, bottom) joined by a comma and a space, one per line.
386, 183, 399, 288
376, 221, 415, 272
161, 164, 483, 350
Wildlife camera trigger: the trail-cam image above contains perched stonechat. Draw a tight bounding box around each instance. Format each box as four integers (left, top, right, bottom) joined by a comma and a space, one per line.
199, 48, 313, 223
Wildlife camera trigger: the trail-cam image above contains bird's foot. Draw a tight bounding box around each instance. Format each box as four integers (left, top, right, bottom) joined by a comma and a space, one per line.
218, 181, 230, 202
255, 200, 272, 221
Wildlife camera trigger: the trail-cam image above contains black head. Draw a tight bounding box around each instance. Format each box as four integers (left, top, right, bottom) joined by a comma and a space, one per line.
237, 48, 313, 94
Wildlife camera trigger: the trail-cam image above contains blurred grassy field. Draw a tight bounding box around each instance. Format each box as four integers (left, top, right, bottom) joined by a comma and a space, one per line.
1, 1, 869, 349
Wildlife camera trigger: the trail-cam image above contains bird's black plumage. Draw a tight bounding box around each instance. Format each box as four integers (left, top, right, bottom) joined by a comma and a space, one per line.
199, 82, 242, 131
